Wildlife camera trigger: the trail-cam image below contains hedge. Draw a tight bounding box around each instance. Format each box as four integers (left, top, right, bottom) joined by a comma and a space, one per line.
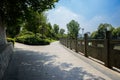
16, 34, 50, 45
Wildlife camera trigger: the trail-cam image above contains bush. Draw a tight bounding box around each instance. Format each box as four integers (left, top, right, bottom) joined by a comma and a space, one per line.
7, 38, 15, 46
38, 39, 50, 45
17, 30, 34, 37
16, 30, 51, 45
16, 34, 50, 45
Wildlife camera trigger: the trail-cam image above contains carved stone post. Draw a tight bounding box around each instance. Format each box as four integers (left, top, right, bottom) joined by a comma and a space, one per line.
104, 31, 111, 68
84, 33, 88, 57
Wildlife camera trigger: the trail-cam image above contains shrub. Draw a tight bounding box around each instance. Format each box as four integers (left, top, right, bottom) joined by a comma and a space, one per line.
38, 39, 50, 45
7, 38, 15, 46
16, 34, 50, 45
17, 30, 34, 37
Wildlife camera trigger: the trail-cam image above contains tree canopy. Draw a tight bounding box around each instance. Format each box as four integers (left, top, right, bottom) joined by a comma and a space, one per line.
112, 27, 120, 39
0, 0, 58, 28
53, 24, 59, 34
60, 28, 65, 35
24, 11, 47, 34
67, 20, 80, 39
90, 23, 120, 39
0, 0, 59, 45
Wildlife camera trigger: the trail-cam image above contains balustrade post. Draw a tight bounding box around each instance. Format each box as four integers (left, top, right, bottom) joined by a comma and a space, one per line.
75, 38, 78, 52
84, 33, 88, 57
104, 31, 111, 68
70, 37, 72, 49
67, 37, 68, 48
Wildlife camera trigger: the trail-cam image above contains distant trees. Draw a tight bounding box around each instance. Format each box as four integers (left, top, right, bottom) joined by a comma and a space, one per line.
52, 24, 59, 39
91, 23, 113, 39
90, 23, 120, 39
45, 23, 53, 38
53, 24, 59, 34
60, 28, 65, 36
90, 31, 98, 39
112, 27, 120, 39
67, 20, 80, 39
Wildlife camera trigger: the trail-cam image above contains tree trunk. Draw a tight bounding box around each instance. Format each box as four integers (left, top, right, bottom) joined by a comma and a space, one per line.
0, 18, 7, 45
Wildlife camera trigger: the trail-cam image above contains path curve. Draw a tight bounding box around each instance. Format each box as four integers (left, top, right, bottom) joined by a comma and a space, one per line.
3, 41, 120, 80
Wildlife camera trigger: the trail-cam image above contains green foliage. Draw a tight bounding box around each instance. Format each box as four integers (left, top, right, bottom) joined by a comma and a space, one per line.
7, 38, 15, 46
24, 11, 48, 34
17, 30, 34, 37
6, 23, 21, 38
48, 24, 60, 40
57, 28, 66, 38
90, 23, 120, 39
60, 28, 65, 35
1, 0, 59, 28
67, 20, 80, 39
45, 23, 53, 38
90, 31, 98, 39
53, 24, 59, 34
16, 30, 51, 45
112, 27, 120, 39
15, 22, 61, 45
0, 0, 59, 45
90, 23, 114, 39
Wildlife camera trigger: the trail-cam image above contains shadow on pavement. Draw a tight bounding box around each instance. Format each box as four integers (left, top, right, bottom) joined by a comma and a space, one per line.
3, 48, 105, 80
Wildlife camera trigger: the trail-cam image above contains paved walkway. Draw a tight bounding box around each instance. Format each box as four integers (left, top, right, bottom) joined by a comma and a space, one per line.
3, 41, 120, 80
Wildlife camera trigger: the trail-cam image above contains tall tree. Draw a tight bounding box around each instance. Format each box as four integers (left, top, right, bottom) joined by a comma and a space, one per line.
67, 20, 80, 39
24, 11, 47, 35
90, 23, 114, 39
53, 24, 59, 34
46, 23, 53, 38
0, 0, 58, 45
97, 23, 113, 39
60, 28, 65, 35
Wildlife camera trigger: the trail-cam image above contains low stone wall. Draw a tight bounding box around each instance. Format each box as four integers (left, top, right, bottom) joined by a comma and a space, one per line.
0, 43, 13, 80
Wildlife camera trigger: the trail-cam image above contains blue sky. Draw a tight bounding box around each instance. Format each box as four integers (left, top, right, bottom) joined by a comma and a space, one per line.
47, 0, 120, 33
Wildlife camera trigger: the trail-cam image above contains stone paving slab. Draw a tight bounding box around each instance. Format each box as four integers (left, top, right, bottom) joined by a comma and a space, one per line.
2, 41, 120, 80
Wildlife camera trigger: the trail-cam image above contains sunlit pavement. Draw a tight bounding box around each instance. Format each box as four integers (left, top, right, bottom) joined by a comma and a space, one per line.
3, 41, 120, 80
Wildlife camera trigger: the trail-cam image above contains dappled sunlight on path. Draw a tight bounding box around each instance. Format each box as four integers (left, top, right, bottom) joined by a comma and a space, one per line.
3, 41, 116, 80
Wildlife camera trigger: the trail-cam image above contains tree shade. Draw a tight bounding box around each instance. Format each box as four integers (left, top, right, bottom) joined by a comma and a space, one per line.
0, 0, 59, 45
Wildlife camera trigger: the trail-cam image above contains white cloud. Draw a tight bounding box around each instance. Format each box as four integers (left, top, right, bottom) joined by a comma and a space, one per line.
81, 16, 110, 33
47, 6, 119, 34
47, 6, 85, 33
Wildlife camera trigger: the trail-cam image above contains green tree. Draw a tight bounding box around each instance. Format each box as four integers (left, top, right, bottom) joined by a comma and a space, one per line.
112, 27, 120, 39
0, 0, 58, 45
90, 23, 114, 39
90, 31, 98, 39
59, 28, 65, 38
46, 23, 54, 38
52, 24, 60, 39
25, 11, 40, 34
24, 11, 47, 36
67, 20, 80, 39
60, 28, 65, 35
53, 24, 59, 34
97, 23, 113, 39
